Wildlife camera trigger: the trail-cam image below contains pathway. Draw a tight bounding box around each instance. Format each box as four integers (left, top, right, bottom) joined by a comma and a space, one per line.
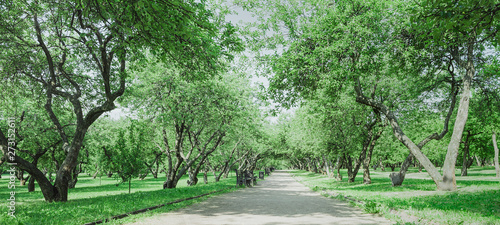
129, 171, 393, 225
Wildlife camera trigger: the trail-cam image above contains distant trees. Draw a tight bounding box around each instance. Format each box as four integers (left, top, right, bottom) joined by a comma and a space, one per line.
244, 0, 500, 190
120, 54, 264, 188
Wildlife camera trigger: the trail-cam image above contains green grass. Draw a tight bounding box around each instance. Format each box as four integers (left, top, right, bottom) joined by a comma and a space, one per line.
0, 172, 240, 225
291, 166, 500, 225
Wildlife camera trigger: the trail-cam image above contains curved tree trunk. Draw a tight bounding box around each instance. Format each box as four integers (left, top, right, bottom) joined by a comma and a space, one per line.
389, 77, 458, 186
356, 47, 471, 191
439, 44, 476, 191
27, 175, 36, 192
389, 153, 414, 186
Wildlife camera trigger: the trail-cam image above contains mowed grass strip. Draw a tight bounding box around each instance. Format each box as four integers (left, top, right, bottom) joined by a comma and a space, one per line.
291, 166, 500, 225
0, 173, 239, 225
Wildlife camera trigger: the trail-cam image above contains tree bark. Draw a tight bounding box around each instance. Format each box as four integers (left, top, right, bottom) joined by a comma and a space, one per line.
389, 154, 414, 186
334, 156, 343, 181
363, 124, 384, 184
185, 130, 224, 186
203, 169, 208, 184
345, 153, 363, 183
354, 53, 470, 191
67, 164, 80, 189
206, 158, 219, 182
493, 131, 499, 177
347, 131, 371, 183
216, 140, 241, 181
388, 73, 458, 185
461, 131, 473, 176
145, 153, 161, 179
187, 167, 198, 186
439, 43, 476, 191
323, 155, 332, 178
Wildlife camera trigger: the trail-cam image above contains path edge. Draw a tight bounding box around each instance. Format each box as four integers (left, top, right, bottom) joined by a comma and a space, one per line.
83, 187, 235, 225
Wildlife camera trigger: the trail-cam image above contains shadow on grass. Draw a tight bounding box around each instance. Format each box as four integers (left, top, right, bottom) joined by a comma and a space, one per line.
383, 189, 500, 220
0, 178, 236, 225
292, 169, 500, 223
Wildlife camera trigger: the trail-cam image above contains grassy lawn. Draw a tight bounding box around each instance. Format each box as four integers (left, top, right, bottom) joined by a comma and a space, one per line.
290, 166, 500, 225
0, 172, 240, 225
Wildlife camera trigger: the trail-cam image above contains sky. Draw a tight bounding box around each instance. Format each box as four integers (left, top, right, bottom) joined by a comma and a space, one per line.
107, 3, 274, 120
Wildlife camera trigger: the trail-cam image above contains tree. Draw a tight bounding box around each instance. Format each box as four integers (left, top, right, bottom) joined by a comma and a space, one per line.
256, 0, 500, 191
400, 0, 500, 190
105, 120, 146, 193
494, 131, 499, 177
122, 55, 256, 188
0, 0, 239, 202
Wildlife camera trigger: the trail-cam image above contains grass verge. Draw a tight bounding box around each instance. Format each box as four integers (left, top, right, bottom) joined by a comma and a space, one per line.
290, 166, 500, 225
0, 173, 239, 225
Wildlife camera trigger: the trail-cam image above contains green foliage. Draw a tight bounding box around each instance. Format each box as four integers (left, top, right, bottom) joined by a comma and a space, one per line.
114, 121, 146, 182
0, 0, 244, 202
363, 201, 380, 214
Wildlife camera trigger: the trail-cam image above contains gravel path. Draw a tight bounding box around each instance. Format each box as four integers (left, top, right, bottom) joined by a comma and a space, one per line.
129, 171, 393, 225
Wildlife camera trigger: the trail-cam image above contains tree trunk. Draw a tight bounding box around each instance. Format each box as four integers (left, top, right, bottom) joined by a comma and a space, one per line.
475, 156, 482, 166
333, 156, 343, 181
153, 158, 160, 179
345, 154, 357, 182
437, 43, 476, 191
379, 159, 385, 171
363, 126, 383, 184
187, 167, 198, 186
138, 171, 148, 180
163, 175, 178, 189
390, 154, 414, 186
162, 128, 181, 189
68, 164, 80, 189
145, 154, 161, 179
347, 134, 370, 183
92, 169, 99, 179
323, 155, 332, 178
493, 131, 499, 178
218, 141, 244, 181
15, 168, 27, 185
206, 159, 219, 182
203, 163, 209, 184
0, 138, 59, 202
354, 42, 473, 191
461, 131, 472, 176
328, 159, 334, 178
27, 175, 35, 192
128, 177, 131, 194
362, 160, 371, 184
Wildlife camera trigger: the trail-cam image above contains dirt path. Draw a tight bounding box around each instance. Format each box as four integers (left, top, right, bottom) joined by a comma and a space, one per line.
128, 171, 393, 225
